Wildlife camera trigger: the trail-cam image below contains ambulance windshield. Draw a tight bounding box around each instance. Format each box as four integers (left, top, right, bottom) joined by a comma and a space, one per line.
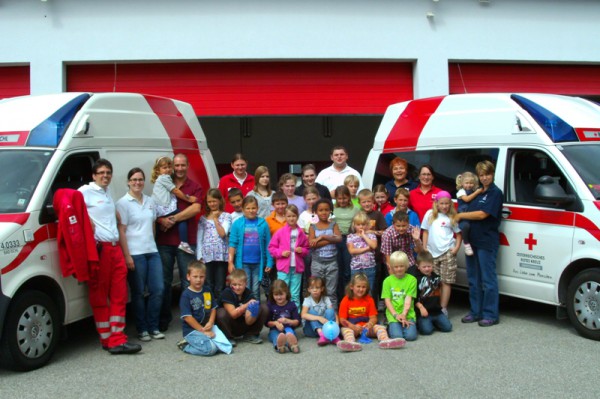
0, 150, 53, 213
560, 144, 600, 199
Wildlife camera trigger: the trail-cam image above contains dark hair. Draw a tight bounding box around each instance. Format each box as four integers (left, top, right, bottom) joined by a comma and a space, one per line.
417, 251, 434, 266
334, 185, 352, 208
242, 196, 258, 208
92, 158, 113, 175
231, 153, 248, 164
419, 164, 436, 179
313, 198, 333, 213
127, 167, 144, 180
285, 204, 299, 217
268, 279, 291, 302
227, 187, 243, 199
330, 145, 348, 155
392, 211, 409, 224
271, 191, 288, 204
301, 164, 317, 175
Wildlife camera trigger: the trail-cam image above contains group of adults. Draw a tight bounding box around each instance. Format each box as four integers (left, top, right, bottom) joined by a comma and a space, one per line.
384, 157, 502, 326
76, 147, 502, 355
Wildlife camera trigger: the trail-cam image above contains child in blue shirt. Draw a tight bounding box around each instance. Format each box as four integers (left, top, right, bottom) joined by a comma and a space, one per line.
178, 261, 232, 356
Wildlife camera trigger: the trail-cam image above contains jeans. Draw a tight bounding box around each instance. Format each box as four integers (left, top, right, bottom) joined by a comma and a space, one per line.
466, 245, 499, 321
158, 244, 196, 327
336, 237, 351, 300
243, 263, 261, 302
183, 330, 218, 356
277, 268, 302, 309
206, 261, 227, 303
459, 220, 471, 244
388, 321, 418, 341
128, 252, 164, 333
351, 267, 376, 297
417, 313, 453, 335
303, 308, 335, 337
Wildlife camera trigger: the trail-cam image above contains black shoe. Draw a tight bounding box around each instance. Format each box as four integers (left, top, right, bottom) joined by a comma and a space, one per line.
108, 342, 142, 355
158, 322, 169, 332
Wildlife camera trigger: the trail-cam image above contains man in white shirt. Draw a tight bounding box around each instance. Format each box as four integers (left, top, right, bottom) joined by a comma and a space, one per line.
315, 146, 364, 197
79, 159, 141, 355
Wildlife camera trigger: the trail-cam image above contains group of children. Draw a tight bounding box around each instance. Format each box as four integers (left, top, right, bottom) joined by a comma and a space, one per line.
156, 156, 483, 356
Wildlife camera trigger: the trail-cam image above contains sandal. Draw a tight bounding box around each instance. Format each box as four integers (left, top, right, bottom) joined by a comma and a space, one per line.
276, 333, 286, 353
276, 345, 286, 354
290, 344, 300, 354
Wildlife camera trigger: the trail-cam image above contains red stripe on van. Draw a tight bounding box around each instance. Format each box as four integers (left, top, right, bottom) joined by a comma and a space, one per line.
143, 95, 210, 191
383, 96, 445, 153
504, 206, 600, 241
0, 213, 29, 225
1, 223, 57, 275
0, 131, 28, 147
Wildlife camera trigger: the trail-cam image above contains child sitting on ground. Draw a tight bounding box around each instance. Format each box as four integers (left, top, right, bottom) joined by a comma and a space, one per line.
382, 251, 418, 341
265, 279, 301, 353
409, 251, 453, 335
178, 261, 232, 356
336, 273, 406, 352
301, 276, 339, 345
216, 269, 268, 345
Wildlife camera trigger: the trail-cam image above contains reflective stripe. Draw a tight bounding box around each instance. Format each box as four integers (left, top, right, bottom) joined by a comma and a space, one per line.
96, 322, 110, 328
99, 332, 111, 339
109, 316, 126, 323
111, 326, 125, 333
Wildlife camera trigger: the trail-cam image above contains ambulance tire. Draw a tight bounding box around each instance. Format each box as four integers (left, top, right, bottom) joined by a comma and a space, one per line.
0, 290, 60, 371
566, 268, 600, 341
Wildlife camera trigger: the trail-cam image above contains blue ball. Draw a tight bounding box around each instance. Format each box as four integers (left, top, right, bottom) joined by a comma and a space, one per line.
322, 321, 340, 341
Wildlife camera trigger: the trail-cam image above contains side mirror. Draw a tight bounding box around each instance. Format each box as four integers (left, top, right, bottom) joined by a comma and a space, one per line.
534, 175, 576, 205
39, 202, 57, 224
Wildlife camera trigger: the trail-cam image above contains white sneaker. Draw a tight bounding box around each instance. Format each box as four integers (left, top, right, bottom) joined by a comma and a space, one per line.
138, 331, 151, 342
150, 331, 165, 340
178, 242, 195, 255
464, 243, 474, 256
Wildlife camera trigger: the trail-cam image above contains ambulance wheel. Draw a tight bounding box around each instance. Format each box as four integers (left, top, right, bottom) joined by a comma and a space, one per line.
0, 291, 60, 371
566, 269, 600, 341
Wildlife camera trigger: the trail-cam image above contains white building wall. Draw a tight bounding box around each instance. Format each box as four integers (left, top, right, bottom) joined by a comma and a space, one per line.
1, 0, 599, 97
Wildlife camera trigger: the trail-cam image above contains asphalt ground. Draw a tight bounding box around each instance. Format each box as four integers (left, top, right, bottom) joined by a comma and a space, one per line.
1, 290, 598, 399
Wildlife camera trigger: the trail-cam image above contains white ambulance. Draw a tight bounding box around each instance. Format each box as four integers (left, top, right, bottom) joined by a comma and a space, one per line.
0, 92, 219, 370
363, 93, 600, 340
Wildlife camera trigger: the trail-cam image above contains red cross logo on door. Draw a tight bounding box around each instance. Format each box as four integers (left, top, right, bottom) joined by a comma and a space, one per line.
524, 233, 537, 251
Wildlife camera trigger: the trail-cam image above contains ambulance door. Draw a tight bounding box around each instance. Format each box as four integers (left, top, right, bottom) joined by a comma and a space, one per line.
42, 152, 99, 323
499, 149, 577, 304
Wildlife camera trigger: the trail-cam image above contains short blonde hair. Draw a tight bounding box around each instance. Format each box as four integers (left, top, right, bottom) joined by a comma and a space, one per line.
389, 251, 409, 267
357, 189, 374, 201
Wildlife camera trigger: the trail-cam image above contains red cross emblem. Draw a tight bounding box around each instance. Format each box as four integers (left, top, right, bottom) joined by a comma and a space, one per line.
524, 233, 537, 251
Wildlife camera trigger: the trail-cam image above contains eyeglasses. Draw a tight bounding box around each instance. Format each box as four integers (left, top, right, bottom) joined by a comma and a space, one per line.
129, 178, 144, 182
94, 171, 112, 176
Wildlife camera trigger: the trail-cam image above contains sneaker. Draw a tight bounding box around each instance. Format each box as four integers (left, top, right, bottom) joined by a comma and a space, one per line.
242, 335, 263, 344
478, 318, 499, 327
317, 334, 329, 346
461, 314, 480, 323
176, 339, 188, 351
464, 243, 474, 256
331, 337, 340, 345
138, 331, 151, 342
178, 241, 195, 255
441, 307, 448, 316
229, 338, 237, 347
378, 338, 406, 349
150, 331, 165, 339
336, 340, 362, 352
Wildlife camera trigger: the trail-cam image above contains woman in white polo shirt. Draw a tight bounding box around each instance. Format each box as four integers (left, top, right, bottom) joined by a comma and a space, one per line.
117, 167, 165, 342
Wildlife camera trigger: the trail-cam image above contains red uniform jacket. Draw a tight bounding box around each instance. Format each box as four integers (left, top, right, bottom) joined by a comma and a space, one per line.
53, 189, 99, 282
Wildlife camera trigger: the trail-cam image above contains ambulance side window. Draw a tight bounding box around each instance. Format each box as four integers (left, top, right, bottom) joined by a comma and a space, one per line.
40, 152, 99, 224
508, 149, 576, 208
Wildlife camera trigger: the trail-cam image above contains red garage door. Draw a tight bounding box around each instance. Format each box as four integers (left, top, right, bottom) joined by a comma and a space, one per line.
0, 66, 30, 100
449, 63, 600, 95
67, 62, 413, 116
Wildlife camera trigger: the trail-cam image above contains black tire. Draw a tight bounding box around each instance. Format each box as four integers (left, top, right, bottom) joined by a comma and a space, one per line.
0, 290, 60, 371
566, 268, 600, 341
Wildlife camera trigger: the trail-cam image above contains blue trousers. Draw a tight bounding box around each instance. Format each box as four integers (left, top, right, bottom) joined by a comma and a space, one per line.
466, 245, 499, 321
